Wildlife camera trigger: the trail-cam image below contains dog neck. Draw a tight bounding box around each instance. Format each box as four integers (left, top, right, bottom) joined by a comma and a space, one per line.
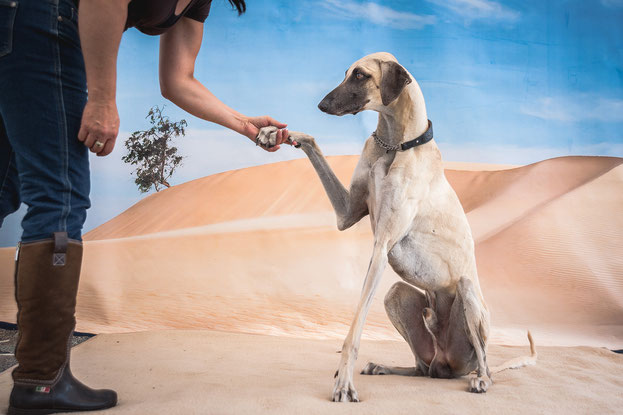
375, 81, 429, 148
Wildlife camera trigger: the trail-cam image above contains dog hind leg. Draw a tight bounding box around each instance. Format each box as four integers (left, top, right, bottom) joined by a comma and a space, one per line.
361, 282, 434, 377
454, 277, 492, 393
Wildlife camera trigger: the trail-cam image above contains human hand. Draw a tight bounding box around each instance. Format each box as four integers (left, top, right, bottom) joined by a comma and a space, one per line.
77, 99, 120, 157
242, 115, 290, 152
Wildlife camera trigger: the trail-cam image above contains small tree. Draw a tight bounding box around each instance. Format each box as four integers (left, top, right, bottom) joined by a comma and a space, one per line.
122, 106, 187, 193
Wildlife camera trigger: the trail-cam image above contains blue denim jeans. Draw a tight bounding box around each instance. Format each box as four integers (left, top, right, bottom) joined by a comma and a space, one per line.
0, 0, 90, 242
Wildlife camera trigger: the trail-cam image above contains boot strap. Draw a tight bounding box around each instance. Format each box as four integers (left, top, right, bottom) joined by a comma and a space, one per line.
53, 232, 68, 267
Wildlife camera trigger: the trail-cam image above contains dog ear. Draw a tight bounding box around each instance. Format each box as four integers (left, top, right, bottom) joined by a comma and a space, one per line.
380, 61, 412, 106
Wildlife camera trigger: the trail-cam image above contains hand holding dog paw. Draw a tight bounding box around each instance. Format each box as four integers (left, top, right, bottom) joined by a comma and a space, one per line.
256, 126, 279, 149
244, 116, 289, 152
257, 128, 315, 150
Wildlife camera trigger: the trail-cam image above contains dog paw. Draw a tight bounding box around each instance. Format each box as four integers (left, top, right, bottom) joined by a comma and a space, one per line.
256, 126, 279, 148
256, 128, 315, 149
361, 362, 388, 375
332, 371, 359, 402
468, 375, 491, 393
287, 131, 316, 149
332, 382, 359, 402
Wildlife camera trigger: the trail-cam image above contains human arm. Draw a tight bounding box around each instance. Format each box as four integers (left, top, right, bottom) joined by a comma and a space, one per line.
76, 0, 131, 157
159, 17, 290, 151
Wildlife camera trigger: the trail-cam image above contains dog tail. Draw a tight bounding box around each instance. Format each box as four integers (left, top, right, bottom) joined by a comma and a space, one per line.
490, 331, 537, 374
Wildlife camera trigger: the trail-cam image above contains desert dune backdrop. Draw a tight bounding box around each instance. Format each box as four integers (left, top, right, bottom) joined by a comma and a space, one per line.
1, 155, 622, 347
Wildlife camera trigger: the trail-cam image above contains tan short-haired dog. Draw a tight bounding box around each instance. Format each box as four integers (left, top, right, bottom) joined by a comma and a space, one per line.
258, 52, 535, 402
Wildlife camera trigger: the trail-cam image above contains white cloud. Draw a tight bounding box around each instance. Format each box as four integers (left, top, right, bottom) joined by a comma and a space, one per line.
601, 0, 623, 8
426, 0, 520, 22
321, 0, 436, 30
521, 96, 623, 123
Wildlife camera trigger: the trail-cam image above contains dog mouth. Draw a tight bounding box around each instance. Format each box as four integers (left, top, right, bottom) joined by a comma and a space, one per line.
333, 100, 370, 116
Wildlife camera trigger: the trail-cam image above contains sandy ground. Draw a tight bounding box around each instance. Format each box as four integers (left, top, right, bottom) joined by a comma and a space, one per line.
1, 330, 622, 414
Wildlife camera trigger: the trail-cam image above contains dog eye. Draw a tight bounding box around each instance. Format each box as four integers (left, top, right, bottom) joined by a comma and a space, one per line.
356, 72, 364, 80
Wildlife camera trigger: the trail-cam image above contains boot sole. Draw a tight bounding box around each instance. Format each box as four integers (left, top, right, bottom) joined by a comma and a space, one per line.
8, 404, 115, 415
8, 408, 59, 415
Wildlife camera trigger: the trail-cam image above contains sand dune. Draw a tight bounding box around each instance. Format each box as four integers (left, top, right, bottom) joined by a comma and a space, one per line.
82, 157, 362, 241
1, 155, 622, 348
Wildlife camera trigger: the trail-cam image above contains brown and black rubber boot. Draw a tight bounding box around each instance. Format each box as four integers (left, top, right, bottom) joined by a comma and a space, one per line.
8, 232, 117, 415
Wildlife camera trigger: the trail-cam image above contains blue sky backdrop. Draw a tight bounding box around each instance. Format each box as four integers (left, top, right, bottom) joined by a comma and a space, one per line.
1, 0, 622, 246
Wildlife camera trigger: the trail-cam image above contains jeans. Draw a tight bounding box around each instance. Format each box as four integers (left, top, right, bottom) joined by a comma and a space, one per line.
0, 0, 90, 242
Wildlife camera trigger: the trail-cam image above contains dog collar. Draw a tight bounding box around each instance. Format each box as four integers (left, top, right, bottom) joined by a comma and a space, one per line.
372, 120, 433, 152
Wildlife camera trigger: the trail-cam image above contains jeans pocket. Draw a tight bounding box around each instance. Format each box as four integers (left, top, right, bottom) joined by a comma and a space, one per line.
58, 0, 79, 46
0, 0, 17, 58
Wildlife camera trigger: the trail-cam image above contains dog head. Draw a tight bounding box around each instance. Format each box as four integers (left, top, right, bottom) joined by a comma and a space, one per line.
318, 52, 413, 116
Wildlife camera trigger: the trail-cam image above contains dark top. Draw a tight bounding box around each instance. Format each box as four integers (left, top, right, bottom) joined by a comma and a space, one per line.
125, 0, 213, 35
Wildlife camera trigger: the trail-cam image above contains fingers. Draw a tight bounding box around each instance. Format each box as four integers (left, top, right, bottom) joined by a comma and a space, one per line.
78, 100, 120, 156
96, 139, 115, 157
279, 128, 298, 147
274, 128, 291, 146
282, 128, 294, 145
77, 124, 88, 143
266, 116, 287, 129
250, 116, 291, 151
90, 140, 104, 153
82, 130, 115, 156
85, 134, 105, 153
86, 133, 116, 155
82, 131, 96, 150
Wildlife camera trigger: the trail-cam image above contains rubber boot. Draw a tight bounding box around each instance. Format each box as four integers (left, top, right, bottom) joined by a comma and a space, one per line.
8, 232, 117, 415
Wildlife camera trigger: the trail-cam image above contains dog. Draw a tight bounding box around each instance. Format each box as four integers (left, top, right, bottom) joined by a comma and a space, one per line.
257, 52, 536, 402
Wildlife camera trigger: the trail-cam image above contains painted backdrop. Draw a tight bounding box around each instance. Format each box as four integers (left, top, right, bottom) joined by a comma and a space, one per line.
0, 0, 622, 348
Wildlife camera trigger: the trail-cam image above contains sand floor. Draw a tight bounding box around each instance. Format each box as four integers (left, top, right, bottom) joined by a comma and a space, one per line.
1, 329, 622, 415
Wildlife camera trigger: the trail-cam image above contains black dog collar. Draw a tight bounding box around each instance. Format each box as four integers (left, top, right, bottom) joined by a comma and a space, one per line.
372, 120, 433, 152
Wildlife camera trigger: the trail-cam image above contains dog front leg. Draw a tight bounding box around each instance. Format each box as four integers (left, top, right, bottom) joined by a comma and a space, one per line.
257, 127, 368, 230
333, 242, 388, 402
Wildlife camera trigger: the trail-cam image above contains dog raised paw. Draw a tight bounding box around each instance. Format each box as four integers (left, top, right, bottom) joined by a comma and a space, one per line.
287, 131, 316, 149
256, 127, 315, 150
256, 126, 279, 148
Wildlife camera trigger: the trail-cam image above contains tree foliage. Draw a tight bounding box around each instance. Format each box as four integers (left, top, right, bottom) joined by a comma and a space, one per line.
122, 106, 187, 193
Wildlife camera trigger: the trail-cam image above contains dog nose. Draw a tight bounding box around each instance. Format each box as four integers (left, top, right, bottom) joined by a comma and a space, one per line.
318, 100, 329, 113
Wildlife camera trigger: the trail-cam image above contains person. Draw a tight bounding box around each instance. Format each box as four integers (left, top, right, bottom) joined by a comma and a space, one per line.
0, 0, 291, 413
